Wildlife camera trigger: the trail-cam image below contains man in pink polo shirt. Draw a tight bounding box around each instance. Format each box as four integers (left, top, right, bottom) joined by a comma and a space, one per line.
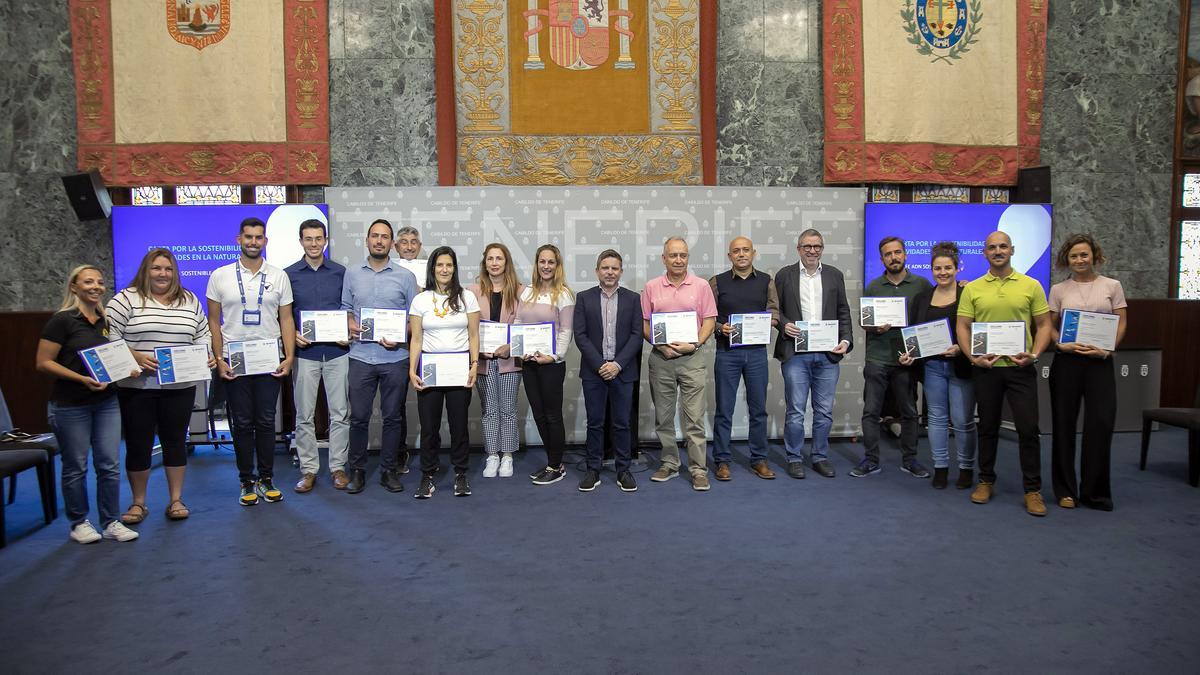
641, 237, 718, 491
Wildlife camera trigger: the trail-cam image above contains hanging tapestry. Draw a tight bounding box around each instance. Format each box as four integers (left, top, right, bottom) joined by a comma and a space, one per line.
69, 0, 330, 186
435, 0, 717, 186
823, 0, 1048, 186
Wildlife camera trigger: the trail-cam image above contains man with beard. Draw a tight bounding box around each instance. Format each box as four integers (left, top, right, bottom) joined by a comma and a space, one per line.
956, 231, 1053, 516
207, 217, 296, 506
341, 219, 420, 494
850, 237, 932, 479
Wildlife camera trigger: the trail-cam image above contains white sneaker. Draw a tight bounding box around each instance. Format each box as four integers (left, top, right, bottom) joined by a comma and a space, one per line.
482, 453, 500, 478
498, 453, 514, 478
69, 520, 102, 544
102, 521, 140, 542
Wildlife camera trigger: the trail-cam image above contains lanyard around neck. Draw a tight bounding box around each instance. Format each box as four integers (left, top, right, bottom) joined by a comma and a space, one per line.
236, 265, 267, 310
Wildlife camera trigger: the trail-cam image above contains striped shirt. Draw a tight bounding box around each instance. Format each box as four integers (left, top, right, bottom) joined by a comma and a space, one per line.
107, 289, 211, 389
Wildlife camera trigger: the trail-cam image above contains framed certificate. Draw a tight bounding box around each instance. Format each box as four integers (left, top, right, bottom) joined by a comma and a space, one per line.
420, 351, 471, 387
729, 312, 772, 347
155, 344, 211, 385
227, 339, 280, 376
479, 321, 509, 354
1059, 309, 1119, 352
510, 322, 555, 357
794, 320, 839, 352
650, 311, 699, 345
300, 310, 349, 343
970, 322, 1026, 357
860, 297, 908, 327
78, 339, 140, 384
360, 308, 407, 343
396, 258, 427, 288
900, 319, 954, 359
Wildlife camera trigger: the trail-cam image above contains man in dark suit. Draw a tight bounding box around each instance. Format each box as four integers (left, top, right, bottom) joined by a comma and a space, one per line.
774, 228, 853, 479
573, 249, 643, 493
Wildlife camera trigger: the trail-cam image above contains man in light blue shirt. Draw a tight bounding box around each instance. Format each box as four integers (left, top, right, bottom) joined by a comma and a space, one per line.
341, 219, 420, 494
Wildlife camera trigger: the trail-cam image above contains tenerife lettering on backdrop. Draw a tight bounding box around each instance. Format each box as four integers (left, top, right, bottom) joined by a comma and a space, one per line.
325, 186, 866, 446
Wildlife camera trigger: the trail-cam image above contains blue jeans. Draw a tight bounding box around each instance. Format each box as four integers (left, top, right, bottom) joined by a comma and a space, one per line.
48, 397, 122, 528
348, 359, 409, 473
712, 347, 769, 464
781, 353, 840, 463
922, 359, 977, 469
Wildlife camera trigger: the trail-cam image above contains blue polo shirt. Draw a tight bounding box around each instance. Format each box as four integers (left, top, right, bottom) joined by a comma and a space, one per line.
285, 257, 350, 362
341, 258, 420, 365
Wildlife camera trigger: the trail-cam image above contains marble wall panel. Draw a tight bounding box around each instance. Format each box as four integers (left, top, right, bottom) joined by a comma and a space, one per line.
8, 60, 77, 175
717, 0, 764, 63
329, 59, 402, 168
329, 0, 346, 60
331, 166, 439, 187
6, 3, 71, 64
763, 0, 817, 63
343, 0, 434, 59
393, 58, 438, 168
716, 61, 765, 168
1047, 0, 1178, 77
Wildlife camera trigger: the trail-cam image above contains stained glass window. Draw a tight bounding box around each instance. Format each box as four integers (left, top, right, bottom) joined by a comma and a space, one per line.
870, 184, 899, 203
255, 185, 287, 204
176, 184, 241, 206
1180, 220, 1200, 299
131, 186, 164, 206
982, 187, 1010, 204
1183, 174, 1200, 208
913, 185, 970, 203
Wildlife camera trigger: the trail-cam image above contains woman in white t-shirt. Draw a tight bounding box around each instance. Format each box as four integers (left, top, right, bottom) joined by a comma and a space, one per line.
1048, 233, 1127, 511
516, 244, 575, 486
408, 246, 480, 499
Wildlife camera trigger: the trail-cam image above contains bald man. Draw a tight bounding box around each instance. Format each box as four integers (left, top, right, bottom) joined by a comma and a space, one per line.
956, 231, 1053, 517
709, 237, 780, 480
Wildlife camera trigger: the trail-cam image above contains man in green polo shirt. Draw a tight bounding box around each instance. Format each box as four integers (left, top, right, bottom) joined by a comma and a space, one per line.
850, 237, 932, 479
956, 231, 1054, 516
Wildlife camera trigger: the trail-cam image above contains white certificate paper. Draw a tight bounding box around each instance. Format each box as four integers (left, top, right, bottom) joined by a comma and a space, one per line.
420, 351, 471, 387
300, 310, 349, 343
1059, 309, 1119, 352
511, 322, 556, 357
359, 308, 407, 343
479, 321, 509, 354
650, 311, 699, 344
78, 339, 140, 384
228, 339, 280, 376
900, 319, 954, 359
971, 322, 1026, 357
155, 344, 211, 385
860, 297, 908, 327
729, 312, 772, 347
396, 258, 427, 288
794, 320, 839, 352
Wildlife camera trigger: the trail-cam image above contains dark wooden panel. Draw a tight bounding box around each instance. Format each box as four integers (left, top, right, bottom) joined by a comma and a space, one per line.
1122, 299, 1200, 407
0, 312, 55, 432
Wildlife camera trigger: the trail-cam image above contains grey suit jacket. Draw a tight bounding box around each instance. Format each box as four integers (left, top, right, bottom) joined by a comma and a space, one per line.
773, 262, 854, 363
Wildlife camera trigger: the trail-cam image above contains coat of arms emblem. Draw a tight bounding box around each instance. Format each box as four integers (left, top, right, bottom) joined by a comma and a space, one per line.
900, 0, 982, 65
168, 0, 231, 51
522, 0, 635, 71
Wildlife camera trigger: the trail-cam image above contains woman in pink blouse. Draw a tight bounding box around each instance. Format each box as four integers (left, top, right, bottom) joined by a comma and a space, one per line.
469, 243, 524, 479
1048, 233, 1127, 511
516, 244, 575, 485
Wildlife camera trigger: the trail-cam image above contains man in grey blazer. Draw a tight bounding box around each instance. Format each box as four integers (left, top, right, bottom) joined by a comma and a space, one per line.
774, 228, 853, 479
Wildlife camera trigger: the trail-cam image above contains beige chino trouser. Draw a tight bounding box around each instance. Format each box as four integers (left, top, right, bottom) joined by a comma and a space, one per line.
647, 344, 709, 476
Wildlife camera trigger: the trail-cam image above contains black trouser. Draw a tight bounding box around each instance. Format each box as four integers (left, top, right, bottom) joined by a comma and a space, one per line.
1049, 353, 1116, 506
348, 359, 409, 473
973, 365, 1041, 492
225, 374, 280, 482
118, 386, 196, 471
861, 361, 919, 464
417, 386, 471, 476
521, 361, 567, 467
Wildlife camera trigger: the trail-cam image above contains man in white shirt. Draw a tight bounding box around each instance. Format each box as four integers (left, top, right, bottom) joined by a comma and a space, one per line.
206, 217, 296, 507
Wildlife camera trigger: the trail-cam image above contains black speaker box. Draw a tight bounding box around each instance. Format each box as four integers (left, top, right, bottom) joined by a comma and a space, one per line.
61, 171, 113, 220
1013, 166, 1051, 204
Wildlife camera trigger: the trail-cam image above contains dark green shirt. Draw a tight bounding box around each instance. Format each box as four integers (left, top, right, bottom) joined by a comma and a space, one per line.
862, 271, 932, 365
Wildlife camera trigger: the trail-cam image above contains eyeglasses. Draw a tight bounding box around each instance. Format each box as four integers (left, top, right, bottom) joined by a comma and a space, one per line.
799, 244, 824, 251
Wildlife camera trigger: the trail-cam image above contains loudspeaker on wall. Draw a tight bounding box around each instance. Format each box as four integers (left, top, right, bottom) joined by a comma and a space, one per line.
60, 171, 113, 220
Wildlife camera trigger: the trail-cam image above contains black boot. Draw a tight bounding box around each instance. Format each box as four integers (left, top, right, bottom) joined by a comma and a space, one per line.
955, 468, 974, 490
931, 467, 948, 489
346, 469, 367, 494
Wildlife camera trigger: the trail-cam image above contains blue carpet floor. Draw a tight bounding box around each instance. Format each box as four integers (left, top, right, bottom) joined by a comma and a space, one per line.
1, 429, 1198, 673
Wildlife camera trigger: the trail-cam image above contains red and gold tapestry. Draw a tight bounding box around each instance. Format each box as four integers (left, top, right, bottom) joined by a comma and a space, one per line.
435, 0, 717, 186
69, 0, 330, 186
823, 0, 1047, 186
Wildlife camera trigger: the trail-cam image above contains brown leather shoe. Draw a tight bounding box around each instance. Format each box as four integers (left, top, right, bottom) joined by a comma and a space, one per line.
750, 462, 776, 479
294, 472, 317, 493
691, 474, 711, 491
1058, 496, 1076, 509
1025, 491, 1047, 517
970, 481, 993, 504
714, 463, 732, 481
331, 469, 350, 490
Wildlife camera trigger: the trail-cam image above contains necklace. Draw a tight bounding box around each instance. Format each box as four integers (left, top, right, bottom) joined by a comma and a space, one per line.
432, 296, 452, 318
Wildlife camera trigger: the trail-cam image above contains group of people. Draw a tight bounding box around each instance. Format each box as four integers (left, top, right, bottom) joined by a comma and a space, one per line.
35, 217, 1127, 544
